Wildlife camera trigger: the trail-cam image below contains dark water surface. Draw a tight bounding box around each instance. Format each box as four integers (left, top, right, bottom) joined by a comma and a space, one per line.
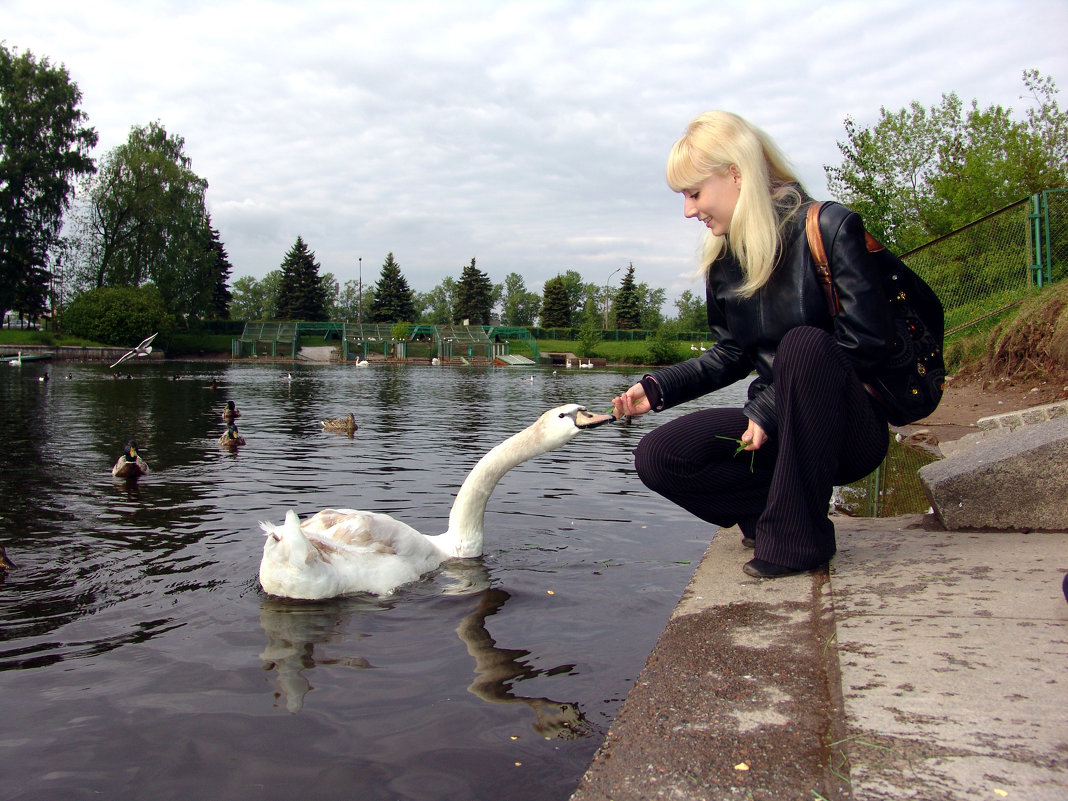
0, 360, 747, 801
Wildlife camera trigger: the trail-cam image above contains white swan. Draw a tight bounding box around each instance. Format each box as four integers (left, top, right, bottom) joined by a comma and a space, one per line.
354, 357, 369, 368
7, 351, 21, 366
258, 403, 613, 599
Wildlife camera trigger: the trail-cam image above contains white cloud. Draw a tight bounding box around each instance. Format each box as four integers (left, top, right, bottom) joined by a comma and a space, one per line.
6, 0, 1067, 299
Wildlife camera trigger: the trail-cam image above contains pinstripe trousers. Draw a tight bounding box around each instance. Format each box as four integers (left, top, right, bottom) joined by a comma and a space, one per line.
633, 326, 889, 569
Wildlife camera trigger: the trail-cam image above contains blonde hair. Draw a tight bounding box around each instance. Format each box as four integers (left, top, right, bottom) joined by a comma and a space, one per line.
666, 111, 804, 296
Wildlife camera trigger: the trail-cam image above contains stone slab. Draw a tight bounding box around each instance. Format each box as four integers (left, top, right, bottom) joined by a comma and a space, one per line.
919, 415, 1068, 530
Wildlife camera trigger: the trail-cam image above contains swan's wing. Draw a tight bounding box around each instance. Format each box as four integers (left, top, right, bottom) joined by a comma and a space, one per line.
300, 509, 432, 557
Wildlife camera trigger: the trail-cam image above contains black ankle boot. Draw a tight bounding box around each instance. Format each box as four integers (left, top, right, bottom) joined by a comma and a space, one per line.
742, 558, 808, 579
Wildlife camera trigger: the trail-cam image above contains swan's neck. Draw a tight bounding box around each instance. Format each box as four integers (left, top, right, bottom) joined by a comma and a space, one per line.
439, 425, 551, 558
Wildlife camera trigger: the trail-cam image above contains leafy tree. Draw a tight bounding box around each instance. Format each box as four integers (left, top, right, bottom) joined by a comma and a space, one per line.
60, 284, 173, 346
0, 45, 97, 323
416, 277, 457, 324
673, 289, 708, 331
370, 252, 416, 322
540, 275, 571, 328
230, 271, 281, 320
454, 257, 493, 324
276, 236, 328, 320
638, 284, 666, 330
613, 263, 642, 329
501, 272, 540, 326
205, 215, 233, 319
72, 121, 215, 317
826, 70, 1068, 251
559, 269, 587, 324
647, 320, 684, 365
577, 296, 602, 357
337, 278, 369, 322
320, 271, 340, 319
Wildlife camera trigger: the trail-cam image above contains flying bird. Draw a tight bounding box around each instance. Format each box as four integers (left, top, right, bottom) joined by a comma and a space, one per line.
110, 333, 158, 369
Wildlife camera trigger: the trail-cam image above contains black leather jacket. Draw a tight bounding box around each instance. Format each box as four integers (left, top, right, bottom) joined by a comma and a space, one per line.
646, 201, 892, 438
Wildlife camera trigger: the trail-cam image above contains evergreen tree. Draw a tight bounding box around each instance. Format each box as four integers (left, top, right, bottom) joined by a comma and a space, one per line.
276, 236, 328, 320
540, 275, 571, 328
454, 257, 493, 324
613, 263, 642, 329
370, 252, 416, 323
0, 45, 97, 323
205, 215, 233, 319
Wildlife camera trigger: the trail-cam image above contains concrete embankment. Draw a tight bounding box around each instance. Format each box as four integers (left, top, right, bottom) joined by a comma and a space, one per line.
0, 343, 165, 363
572, 402, 1068, 801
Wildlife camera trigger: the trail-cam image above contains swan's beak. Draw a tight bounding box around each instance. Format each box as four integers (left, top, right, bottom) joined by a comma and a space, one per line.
574, 408, 614, 429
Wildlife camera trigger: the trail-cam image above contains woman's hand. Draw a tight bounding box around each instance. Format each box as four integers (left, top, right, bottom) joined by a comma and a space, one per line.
611, 383, 652, 419
741, 418, 767, 451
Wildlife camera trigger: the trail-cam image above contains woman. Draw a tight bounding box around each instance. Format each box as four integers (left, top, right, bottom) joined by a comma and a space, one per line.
611, 111, 891, 578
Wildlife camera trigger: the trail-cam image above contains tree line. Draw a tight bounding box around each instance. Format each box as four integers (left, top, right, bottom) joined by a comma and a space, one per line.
1, 39, 1065, 345
230, 252, 678, 331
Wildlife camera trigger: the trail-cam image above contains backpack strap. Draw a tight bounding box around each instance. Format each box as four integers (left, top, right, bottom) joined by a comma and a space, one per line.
805, 202, 840, 316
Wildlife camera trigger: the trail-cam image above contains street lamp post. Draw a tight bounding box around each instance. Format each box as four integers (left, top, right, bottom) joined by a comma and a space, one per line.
603, 267, 621, 330
357, 257, 362, 326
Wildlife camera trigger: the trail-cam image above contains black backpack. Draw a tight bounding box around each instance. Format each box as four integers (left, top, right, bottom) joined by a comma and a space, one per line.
806, 202, 946, 426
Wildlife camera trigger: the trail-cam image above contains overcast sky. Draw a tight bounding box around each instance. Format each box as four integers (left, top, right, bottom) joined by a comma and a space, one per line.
6, 0, 1068, 307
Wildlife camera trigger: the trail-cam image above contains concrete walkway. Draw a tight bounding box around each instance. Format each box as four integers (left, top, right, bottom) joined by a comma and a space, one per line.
571, 517, 1068, 800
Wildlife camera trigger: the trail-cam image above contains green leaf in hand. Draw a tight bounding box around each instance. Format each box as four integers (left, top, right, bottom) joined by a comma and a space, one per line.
716, 435, 756, 471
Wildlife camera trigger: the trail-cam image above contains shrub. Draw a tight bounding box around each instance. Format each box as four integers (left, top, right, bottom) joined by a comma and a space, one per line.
60, 286, 174, 346
646, 324, 685, 365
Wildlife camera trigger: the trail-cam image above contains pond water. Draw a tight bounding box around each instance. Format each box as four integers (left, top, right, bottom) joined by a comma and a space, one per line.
0, 359, 749, 801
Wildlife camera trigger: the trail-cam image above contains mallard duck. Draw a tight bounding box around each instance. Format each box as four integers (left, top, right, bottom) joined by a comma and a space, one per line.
0, 545, 15, 571
112, 440, 150, 478
218, 423, 246, 448
222, 400, 241, 422
322, 412, 357, 435
258, 404, 613, 599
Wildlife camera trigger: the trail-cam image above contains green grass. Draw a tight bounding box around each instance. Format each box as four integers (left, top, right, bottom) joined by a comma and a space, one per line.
0, 329, 108, 348
536, 338, 667, 364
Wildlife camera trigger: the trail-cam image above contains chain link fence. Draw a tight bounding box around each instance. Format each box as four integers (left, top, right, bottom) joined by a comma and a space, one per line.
847, 189, 1067, 517
902, 189, 1068, 341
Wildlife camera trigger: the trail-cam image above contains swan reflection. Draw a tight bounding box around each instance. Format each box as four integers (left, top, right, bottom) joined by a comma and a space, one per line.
457, 587, 589, 740
258, 583, 588, 738
258, 597, 377, 713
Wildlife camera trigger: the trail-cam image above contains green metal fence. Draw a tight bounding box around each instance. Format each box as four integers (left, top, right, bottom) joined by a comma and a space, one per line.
844, 189, 1066, 518
901, 189, 1067, 341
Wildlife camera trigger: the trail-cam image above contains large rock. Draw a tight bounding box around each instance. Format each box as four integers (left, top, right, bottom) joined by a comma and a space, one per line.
919, 415, 1068, 530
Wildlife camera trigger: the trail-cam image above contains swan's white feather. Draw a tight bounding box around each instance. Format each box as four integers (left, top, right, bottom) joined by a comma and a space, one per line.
258, 404, 612, 599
